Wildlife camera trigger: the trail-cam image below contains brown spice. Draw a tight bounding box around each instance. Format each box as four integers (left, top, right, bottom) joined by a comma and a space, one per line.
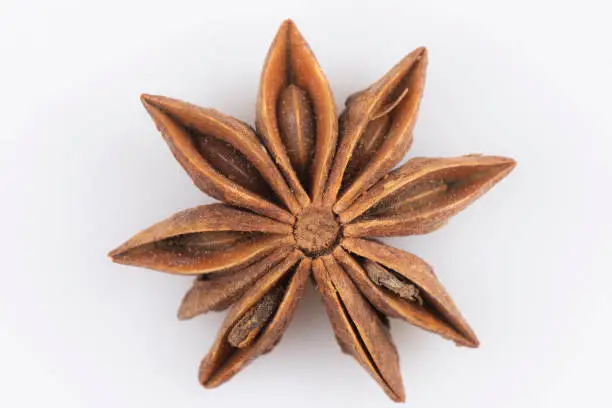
109, 19, 515, 402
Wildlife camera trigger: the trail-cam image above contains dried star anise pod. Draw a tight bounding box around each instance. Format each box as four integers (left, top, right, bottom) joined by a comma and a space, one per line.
109, 20, 516, 402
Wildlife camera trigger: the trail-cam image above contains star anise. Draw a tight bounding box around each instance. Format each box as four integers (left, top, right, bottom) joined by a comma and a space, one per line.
109, 20, 515, 402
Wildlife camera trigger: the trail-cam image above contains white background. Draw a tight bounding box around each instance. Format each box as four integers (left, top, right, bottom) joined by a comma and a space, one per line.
1, 1, 611, 407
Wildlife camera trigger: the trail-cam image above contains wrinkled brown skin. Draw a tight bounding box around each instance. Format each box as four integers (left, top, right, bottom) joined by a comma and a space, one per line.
312, 257, 405, 401
109, 19, 516, 402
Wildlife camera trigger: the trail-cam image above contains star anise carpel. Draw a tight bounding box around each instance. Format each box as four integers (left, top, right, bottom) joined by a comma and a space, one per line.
109, 19, 515, 402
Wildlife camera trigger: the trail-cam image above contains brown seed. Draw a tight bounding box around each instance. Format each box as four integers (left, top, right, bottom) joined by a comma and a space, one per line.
364, 261, 423, 305
162, 231, 252, 252
227, 286, 284, 348
367, 179, 448, 217
191, 131, 272, 198
343, 115, 391, 187
277, 84, 315, 183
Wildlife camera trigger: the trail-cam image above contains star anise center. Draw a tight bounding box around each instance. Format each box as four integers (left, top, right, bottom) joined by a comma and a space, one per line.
293, 206, 341, 257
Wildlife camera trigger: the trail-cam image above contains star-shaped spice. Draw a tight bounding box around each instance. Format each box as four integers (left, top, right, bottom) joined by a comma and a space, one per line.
109, 20, 515, 402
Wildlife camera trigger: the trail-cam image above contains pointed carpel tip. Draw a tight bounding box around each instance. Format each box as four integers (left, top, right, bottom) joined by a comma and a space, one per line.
411, 46, 428, 62
282, 18, 296, 26
140, 94, 159, 116
470, 155, 517, 173
107, 247, 121, 260
198, 375, 208, 388
504, 157, 518, 170
140, 93, 157, 108
458, 334, 480, 348
107, 252, 126, 265
202, 381, 215, 390
108, 243, 135, 265
176, 309, 190, 321
108, 238, 132, 259
493, 156, 517, 175
140, 93, 167, 108
392, 393, 406, 403
198, 358, 215, 387
387, 385, 406, 403
198, 370, 216, 389
139, 95, 173, 124
177, 296, 197, 321
284, 18, 306, 41
276, 19, 295, 36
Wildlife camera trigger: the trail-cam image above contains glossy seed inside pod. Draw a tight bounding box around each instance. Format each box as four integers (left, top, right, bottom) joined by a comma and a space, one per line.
277, 84, 316, 184
190, 130, 273, 198
364, 260, 423, 305
228, 286, 285, 348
